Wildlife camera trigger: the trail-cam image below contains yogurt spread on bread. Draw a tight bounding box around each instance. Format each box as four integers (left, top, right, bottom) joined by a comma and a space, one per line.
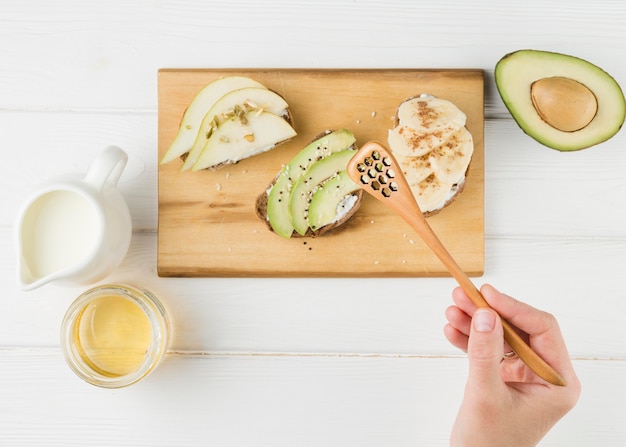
388, 94, 474, 215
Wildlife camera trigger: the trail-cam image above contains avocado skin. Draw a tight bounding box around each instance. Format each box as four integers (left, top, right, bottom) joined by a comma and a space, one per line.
495, 49, 625, 151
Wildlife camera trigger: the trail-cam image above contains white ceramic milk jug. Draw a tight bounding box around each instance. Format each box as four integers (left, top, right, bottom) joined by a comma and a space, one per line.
15, 146, 132, 291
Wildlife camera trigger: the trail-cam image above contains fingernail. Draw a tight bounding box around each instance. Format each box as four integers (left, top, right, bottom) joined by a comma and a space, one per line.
474, 309, 495, 332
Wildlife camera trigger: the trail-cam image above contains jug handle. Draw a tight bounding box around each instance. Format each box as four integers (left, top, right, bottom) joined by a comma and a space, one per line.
83, 146, 128, 191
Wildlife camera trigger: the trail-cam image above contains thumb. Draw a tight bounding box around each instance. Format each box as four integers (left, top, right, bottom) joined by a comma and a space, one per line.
466, 308, 505, 392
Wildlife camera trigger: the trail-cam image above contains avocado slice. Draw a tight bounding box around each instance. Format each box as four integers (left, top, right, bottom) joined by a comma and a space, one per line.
289, 149, 357, 235
308, 171, 360, 233
495, 49, 625, 151
266, 129, 356, 238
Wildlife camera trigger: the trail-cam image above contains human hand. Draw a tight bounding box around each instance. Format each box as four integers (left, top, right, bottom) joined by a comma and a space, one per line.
444, 284, 581, 447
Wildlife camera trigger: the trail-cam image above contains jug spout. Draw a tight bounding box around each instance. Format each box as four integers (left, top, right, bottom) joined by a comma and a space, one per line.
17, 254, 62, 291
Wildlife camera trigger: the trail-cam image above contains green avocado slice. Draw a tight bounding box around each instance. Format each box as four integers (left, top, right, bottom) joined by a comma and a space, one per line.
289, 149, 357, 236
266, 129, 356, 238
495, 49, 625, 151
308, 171, 360, 233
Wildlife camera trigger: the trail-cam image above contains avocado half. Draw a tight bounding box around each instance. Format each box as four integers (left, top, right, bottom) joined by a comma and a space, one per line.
495, 49, 626, 151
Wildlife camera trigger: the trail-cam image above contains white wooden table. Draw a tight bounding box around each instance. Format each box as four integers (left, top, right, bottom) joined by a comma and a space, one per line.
2, 1, 625, 445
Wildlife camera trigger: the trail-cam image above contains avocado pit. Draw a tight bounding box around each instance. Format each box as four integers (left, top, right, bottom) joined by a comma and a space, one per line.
530, 76, 598, 132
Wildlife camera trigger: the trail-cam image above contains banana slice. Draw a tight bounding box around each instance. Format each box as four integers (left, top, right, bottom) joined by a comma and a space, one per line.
429, 127, 474, 184
388, 125, 446, 157
397, 95, 466, 129
395, 153, 433, 184
407, 174, 456, 213
388, 94, 474, 215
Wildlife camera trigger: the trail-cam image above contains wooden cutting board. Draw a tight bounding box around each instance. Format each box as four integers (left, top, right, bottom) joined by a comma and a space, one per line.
157, 69, 484, 277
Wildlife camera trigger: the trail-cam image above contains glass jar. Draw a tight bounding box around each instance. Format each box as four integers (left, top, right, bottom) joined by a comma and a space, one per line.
61, 283, 170, 388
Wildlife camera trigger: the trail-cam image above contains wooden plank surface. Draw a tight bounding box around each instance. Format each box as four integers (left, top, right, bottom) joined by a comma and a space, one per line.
157, 69, 484, 277
1, 349, 623, 447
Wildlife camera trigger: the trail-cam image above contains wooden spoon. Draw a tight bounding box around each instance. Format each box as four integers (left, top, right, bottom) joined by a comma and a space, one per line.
346, 141, 567, 387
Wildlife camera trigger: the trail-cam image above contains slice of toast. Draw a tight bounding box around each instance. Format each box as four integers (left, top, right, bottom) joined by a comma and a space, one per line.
388, 94, 474, 216
255, 130, 363, 238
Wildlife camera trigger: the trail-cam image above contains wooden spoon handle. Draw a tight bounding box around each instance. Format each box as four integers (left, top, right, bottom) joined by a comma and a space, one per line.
404, 212, 567, 387
456, 276, 567, 387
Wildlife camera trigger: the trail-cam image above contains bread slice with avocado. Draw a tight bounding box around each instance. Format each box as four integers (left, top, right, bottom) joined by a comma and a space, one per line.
256, 129, 363, 238
387, 94, 474, 216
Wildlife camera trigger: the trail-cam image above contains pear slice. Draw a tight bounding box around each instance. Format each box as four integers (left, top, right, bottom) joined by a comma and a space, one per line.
160, 76, 265, 165
182, 87, 291, 171
191, 111, 296, 171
